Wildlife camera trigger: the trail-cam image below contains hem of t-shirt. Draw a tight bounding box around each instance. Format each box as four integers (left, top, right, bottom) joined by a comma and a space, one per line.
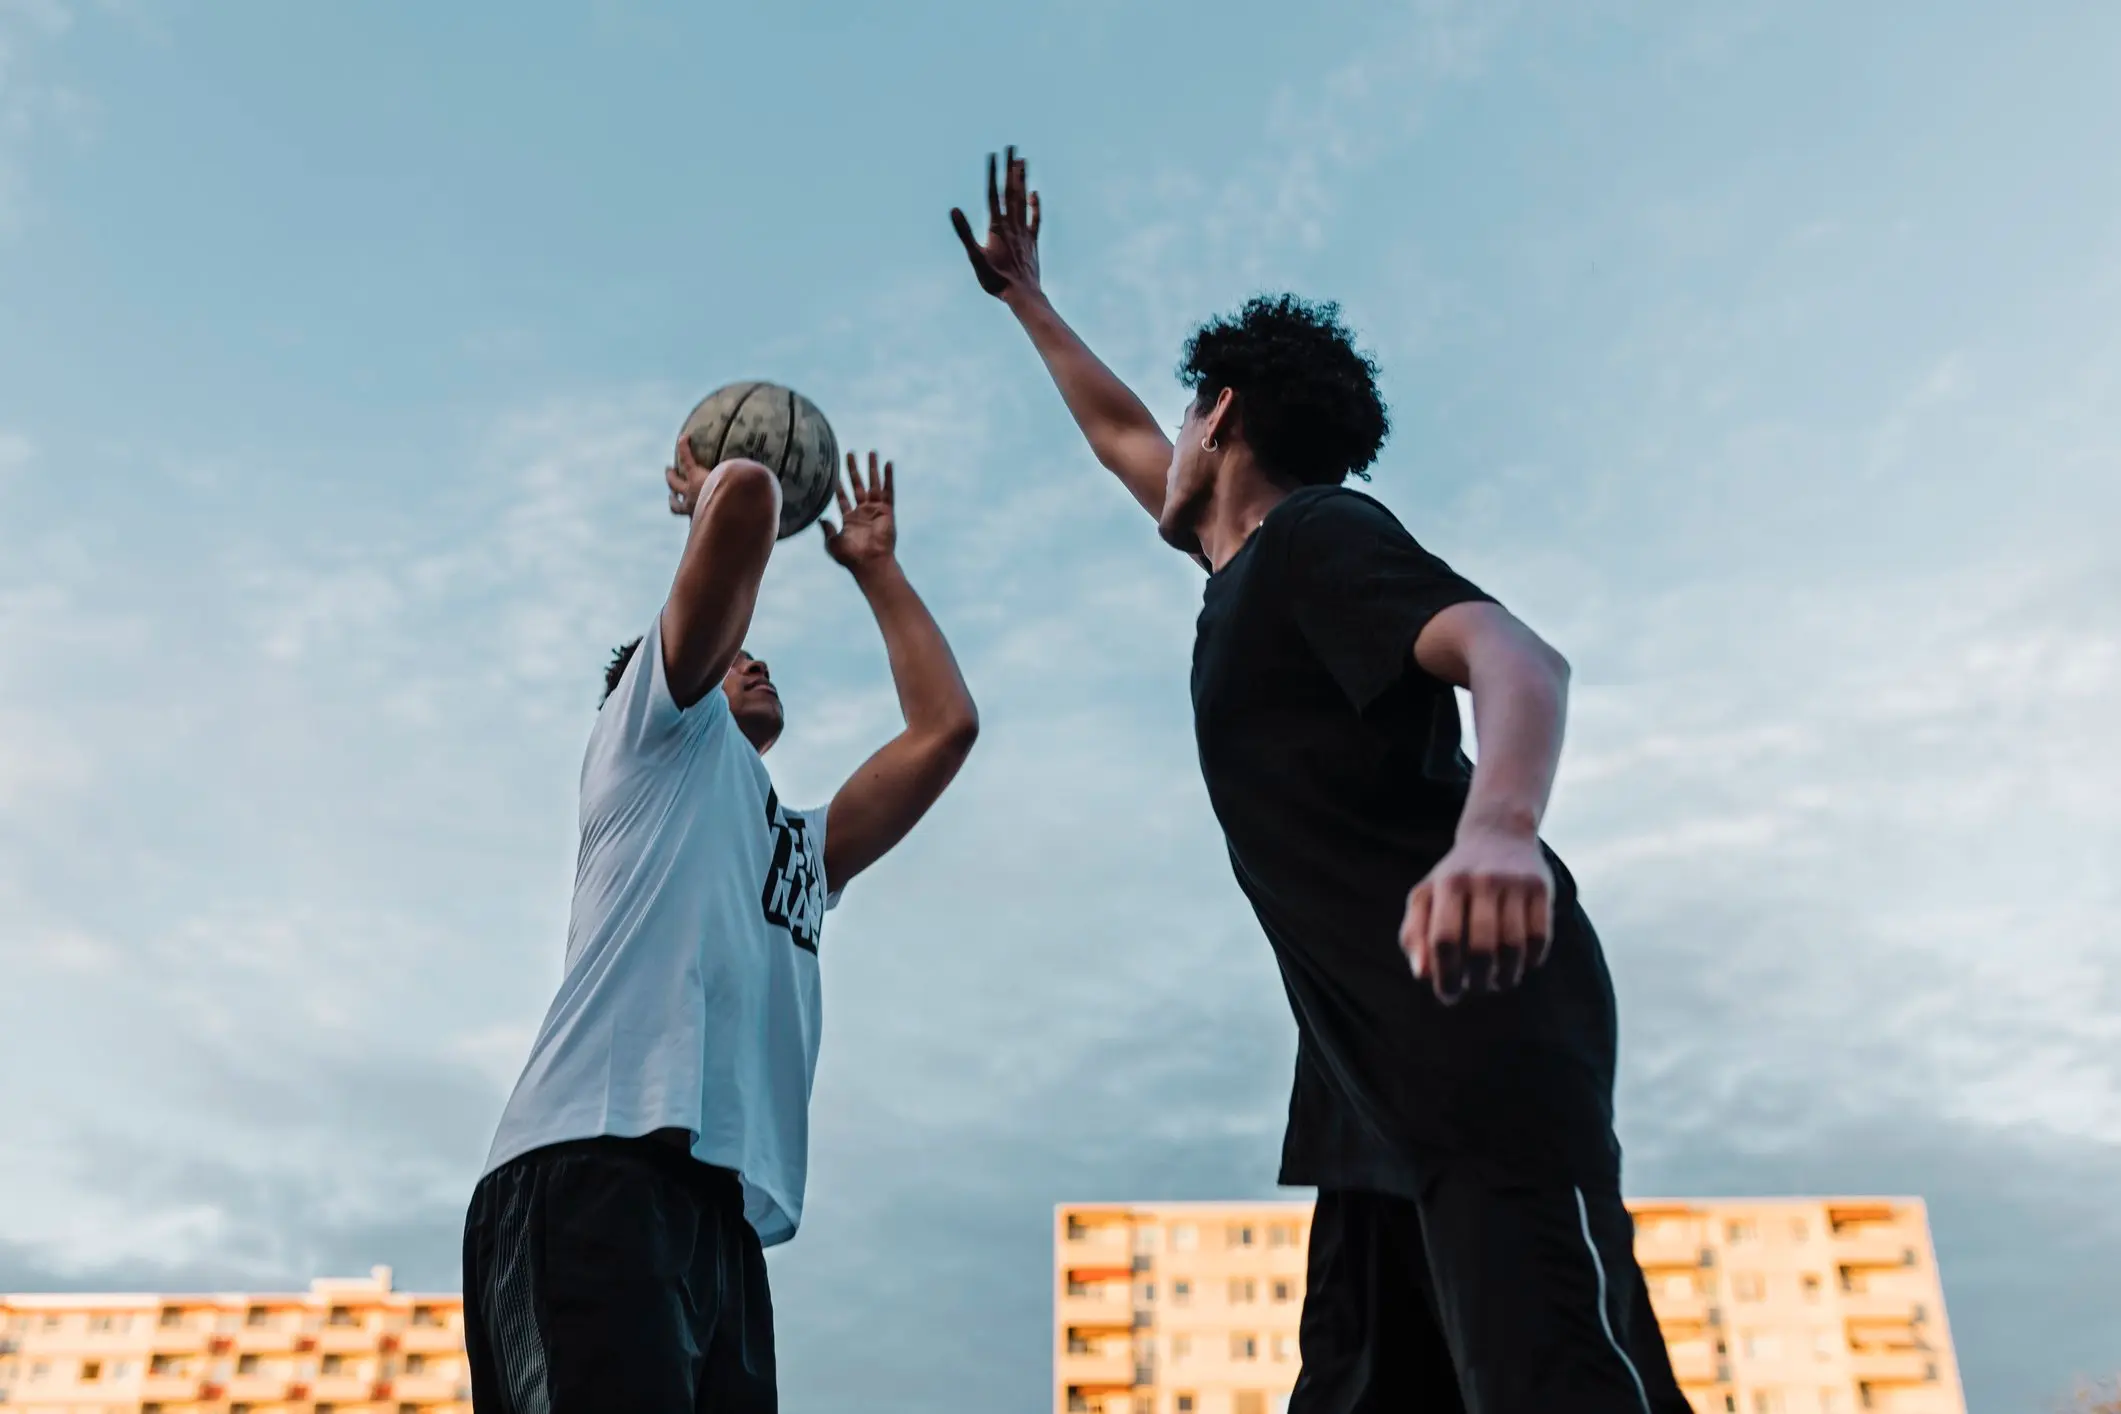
1278, 1154, 1432, 1204
486, 1117, 804, 1247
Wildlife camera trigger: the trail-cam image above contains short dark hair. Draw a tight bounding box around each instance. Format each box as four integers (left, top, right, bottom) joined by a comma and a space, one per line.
1177, 293, 1389, 485
603, 637, 643, 705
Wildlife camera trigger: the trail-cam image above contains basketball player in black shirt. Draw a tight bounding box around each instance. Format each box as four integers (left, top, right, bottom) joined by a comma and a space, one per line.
954, 150, 1689, 1414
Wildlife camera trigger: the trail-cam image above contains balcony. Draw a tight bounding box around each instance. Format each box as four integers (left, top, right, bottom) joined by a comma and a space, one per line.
1648, 1288, 1712, 1325
1666, 1343, 1726, 1386
1057, 1290, 1135, 1329
392, 1371, 464, 1402
142, 1373, 203, 1400
223, 1372, 290, 1402
1839, 1288, 1922, 1323
231, 1325, 305, 1354
1635, 1226, 1710, 1271
1831, 1228, 1920, 1269
396, 1322, 463, 1355
1056, 1346, 1136, 1387
1850, 1347, 1936, 1383
311, 1371, 374, 1401
315, 1323, 382, 1354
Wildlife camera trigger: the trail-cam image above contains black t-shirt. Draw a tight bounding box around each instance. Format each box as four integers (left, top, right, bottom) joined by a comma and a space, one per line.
1190, 485, 1621, 1196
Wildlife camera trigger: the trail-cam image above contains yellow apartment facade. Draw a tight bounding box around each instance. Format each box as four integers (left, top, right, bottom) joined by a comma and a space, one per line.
1056, 1197, 1964, 1414
0, 1266, 467, 1414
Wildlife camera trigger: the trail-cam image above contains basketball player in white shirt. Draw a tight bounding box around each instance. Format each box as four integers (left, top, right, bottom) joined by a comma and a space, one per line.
464, 441, 978, 1413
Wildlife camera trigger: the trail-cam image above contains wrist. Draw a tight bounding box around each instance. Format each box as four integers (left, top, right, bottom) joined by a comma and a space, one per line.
848, 555, 906, 592
1457, 801, 1541, 843
1003, 284, 1052, 319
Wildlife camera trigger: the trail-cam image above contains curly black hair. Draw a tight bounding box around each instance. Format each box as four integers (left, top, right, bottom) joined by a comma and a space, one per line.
1177, 293, 1389, 485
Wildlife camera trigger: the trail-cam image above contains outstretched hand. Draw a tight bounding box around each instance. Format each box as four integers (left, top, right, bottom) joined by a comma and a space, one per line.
821, 451, 896, 571
951, 147, 1041, 300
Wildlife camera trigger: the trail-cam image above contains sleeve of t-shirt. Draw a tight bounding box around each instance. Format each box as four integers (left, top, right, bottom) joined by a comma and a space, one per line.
602, 612, 728, 756
1282, 490, 1496, 712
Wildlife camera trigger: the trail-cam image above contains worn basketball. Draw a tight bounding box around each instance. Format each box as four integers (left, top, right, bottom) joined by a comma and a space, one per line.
679, 381, 840, 540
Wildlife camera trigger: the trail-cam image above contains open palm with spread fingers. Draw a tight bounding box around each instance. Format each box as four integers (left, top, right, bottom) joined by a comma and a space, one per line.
951, 147, 1041, 300
821, 451, 896, 570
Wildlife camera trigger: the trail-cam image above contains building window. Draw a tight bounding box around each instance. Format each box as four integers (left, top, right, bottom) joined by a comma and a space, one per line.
1272, 1280, 1294, 1303
411, 1305, 441, 1328
1732, 1272, 1766, 1302
1235, 1394, 1265, 1414
1172, 1225, 1198, 1252
159, 1308, 184, 1328
1228, 1225, 1256, 1249
1753, 1393, 1783, 1413
1801, 1274, 1822, 1302
1791, 1220, 1809, 1242
247, 1306, 270, 1327
1723, 1399, 1736, 1413
327, 1307, 357, 1328
81, 1360, 103, 1381
43, 1314, 61, 1330
1272, 1334, 1296, 1361
1139, 1283, 1156, 1304
318, 1405, 337, 1414
1727, 1220, 1756, 1244
150, 1356, 181, 1376
1175, 1397, 1195, 1414
1228, 1279, 1256, 1304
1231, 1334, 1258, 1361
233, 1406, 254, 1414
237, 1354, 260, 1375
1172, 1281, 1192, 1306
111, 1360, 133, 1379
322, 1355, 346, 1375
89, 1315, 114, 1332
31, 1361, 51, 1381
1067, 1217, 1089, 1241
1171, 1335, 1191, 1360
404, 1354, 429, 1375
1821, 1392, 1844, 1414
1813, 1329, 1836, 1359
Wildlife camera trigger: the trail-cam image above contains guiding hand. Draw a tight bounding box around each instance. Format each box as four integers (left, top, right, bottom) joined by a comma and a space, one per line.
666, 432, 716, 517
1400, 825, 1556, 1005
951, 146, 1041, 300
820, 451, 896, 570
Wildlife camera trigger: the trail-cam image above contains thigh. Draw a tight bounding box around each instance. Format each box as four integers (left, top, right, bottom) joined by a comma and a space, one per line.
697, 1182, 778, 1413
1288, 1189, 1463, 1414
535, 1146, 707, 1414
1417, 1166, 1690, 1414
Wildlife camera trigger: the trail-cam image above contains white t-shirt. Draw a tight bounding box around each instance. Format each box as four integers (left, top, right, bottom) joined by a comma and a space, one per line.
484, 615, 837, 1247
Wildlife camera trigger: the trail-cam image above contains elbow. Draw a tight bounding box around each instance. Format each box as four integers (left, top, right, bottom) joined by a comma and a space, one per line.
1540, 641, 1571, 690
711, 458, 784, 535
940, 705, 981, 759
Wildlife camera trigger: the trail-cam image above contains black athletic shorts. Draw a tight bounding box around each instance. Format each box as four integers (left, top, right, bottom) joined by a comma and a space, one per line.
1290, 1165, 1692, 1414
462, 1132, 776, 1413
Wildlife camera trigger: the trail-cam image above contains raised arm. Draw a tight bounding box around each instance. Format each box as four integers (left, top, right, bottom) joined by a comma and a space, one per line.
953, 148, 1175, 523
660, 436, 782, 710
817, 453, 979, 894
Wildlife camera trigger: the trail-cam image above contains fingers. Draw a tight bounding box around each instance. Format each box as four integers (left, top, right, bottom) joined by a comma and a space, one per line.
866, 449, 881, 498
882, 457, 894, 502
1495, 885, 1530, 991
951, 205, 1005, 296
1464, 883, 1501, 996
1529, 881, 1555, 970
836, 454, 857, 517
986, 151, 1002, 226
1426, 874, 1469, 1005
1401, 885, 1433, 981
1005, 146, 1025, 225
1028, 190, 1041, 240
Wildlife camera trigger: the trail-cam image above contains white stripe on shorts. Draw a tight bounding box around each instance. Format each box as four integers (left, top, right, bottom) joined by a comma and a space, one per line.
1574, 1186, 1653, 1414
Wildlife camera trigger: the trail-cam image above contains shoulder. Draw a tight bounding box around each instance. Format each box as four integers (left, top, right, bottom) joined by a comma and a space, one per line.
1272, 485, 1413, 546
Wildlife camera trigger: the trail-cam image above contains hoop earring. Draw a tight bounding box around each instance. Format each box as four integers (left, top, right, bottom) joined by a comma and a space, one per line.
1201, 437, 1218, 452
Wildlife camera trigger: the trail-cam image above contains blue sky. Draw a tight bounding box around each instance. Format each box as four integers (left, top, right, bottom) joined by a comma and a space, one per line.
3, 2, 2119, 1409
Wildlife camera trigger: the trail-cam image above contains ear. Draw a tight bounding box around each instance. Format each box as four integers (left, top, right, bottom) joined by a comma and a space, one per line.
1205, 386, 1239, 448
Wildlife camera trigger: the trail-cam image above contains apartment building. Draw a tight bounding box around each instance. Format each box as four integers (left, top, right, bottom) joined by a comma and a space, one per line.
0, 1266, 467, 1414
1056, 1197, 1964, 1414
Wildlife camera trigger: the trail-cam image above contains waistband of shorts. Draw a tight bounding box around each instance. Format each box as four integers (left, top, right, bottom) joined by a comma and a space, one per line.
494, 1130, 743, 1202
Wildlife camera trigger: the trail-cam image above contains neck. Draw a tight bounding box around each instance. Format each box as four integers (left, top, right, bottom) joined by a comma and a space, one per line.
1196, 458, 1295, 571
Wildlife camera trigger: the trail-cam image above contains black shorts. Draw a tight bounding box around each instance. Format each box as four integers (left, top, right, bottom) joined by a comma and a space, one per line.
1291, 1166, 1692, 1414
462, 1132, 776, 1413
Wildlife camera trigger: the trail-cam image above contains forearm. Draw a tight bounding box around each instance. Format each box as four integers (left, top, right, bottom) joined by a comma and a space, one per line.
851, 558, 977, 740
1006, 290, 1173, 514
1458, 645, 1569, 840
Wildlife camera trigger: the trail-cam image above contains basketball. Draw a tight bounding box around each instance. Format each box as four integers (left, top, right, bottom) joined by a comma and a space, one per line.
679, 381, 841, 540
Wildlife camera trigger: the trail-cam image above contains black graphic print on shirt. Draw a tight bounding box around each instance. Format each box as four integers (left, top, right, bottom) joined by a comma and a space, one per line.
760, 788, 824, 953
